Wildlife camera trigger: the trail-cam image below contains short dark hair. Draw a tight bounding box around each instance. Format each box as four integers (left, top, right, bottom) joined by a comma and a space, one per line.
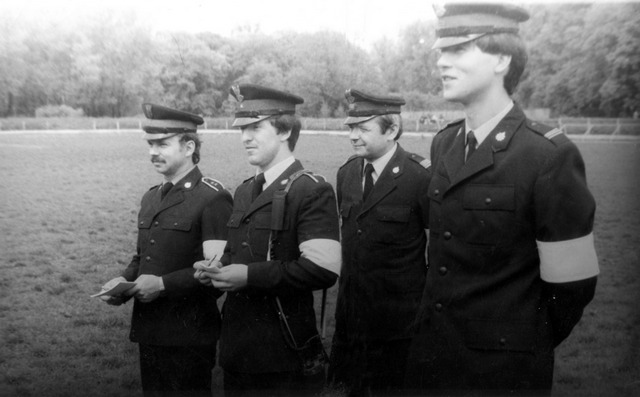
268, 114, 301, 151
374, 114, 403, 140
179, 132, 201, 164
474, 33, 528, 95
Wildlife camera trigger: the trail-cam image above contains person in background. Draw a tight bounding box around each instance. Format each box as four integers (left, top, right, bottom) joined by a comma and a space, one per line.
328, 89, 431, 396
406, 3, 599, 394
100, 103, 233, 397
194, 84, 341, 396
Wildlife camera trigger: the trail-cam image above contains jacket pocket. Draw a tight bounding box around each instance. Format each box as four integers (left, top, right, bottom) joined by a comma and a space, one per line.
226, 212, 243, 229
376, 205, 411, 223
160, 217, 192, 232
463, 318, 536, 352
463, 185, 515, 211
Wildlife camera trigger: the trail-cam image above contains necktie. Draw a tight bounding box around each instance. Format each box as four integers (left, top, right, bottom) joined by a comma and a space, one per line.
161, 182, 173, 200
252, 173, 265, 202
466, 131, 477, 162
363, 163, 375, 201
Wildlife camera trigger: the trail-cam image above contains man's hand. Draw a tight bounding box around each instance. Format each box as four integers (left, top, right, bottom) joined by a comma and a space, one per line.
99, 276, 128, 305
193, 260, 223, 286
208, 264, 248, 292
128, 274, 164, 303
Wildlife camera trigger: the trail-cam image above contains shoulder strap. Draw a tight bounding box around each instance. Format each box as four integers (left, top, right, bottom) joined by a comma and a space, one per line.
271, 170, 322, 231
268, 169, 329, 340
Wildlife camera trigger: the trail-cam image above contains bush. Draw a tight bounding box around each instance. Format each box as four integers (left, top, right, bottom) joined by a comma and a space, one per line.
35, 105, 84, 118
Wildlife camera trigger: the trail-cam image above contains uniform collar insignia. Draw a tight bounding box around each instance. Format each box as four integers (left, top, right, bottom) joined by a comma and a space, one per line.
496, 132, 506, 142
184, 182, 192, 188
392, 166, 400, 174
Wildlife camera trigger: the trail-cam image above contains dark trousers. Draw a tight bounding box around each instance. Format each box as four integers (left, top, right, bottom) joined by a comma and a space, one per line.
223, 369, 322, 397
329, 338, 412, 397
139, 343, 216, 397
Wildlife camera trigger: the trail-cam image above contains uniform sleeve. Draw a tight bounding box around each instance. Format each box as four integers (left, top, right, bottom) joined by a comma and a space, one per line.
247, 181, 341, 294
121, 253, 140, 281
162, 190, 233, 295
534, 139, 599, 346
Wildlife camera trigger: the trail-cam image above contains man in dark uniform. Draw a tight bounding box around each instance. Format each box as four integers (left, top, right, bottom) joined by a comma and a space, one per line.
194, 84, 341, 396
406, 3, 600, 394
100, 103, 233, 396
328, 89, 431, 396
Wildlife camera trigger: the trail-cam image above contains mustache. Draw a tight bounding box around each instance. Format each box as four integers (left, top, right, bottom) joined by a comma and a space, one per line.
150, 156, 164, 163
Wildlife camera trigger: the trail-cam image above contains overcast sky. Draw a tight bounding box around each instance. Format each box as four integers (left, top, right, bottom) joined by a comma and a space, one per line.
0, 0, 437, 48
0, 0, 632, 49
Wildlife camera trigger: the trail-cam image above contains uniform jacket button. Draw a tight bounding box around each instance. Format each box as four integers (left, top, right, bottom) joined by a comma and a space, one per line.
443, 231, 452, 240
485, 197, 492, 205
145, 256, 151, 262
150, 239, 155, 245
357, 229, 362, 235
434, 189, 440, 196
499, 337, 507, 346
241, 242, 249, 248
435, 303, 443, 312
438, 266, 448, 275
154, 221, 159, 226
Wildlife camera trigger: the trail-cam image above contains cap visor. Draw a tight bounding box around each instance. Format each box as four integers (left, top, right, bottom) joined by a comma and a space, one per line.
432, 34, 485, 50
232, 115, 272, 128
344, 115, 377, 125
143, 132, 179, 141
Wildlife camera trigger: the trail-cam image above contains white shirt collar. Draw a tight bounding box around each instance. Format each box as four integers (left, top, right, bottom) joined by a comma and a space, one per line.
364, 143, 397, 183
260, 156, 296, 189
166, 165, 196, 186
466, 101, 514, 146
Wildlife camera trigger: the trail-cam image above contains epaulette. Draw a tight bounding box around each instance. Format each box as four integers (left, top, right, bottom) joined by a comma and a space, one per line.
271, 170, 325, 231
437, 118, 464, 134
339, 154, 360, 170
201, 177, 224, 191
527, 119, 569, 145
408, 153, 431, 169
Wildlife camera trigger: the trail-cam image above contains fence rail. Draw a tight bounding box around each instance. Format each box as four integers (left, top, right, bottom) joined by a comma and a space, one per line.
0, 117, 639, 135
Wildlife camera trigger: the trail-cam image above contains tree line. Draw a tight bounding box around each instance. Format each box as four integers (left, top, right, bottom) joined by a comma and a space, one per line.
0, 3, 638, 119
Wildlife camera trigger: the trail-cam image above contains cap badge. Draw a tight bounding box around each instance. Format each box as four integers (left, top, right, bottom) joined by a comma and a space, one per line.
231, 84, 244, 102
184, 182, 192, 188
346, 91, 355, 104
392, 166, 400, 174
496, 132, 506, 142
144, 103, 153, 117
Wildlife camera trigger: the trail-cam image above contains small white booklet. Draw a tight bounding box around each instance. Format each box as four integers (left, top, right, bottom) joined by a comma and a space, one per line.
91, 281, 136, 298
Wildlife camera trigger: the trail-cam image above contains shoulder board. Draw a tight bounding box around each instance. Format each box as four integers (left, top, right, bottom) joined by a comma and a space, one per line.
339, 154, 360, 170
201, 177, 224, 191
437, 118, 464, 134
526, 120, 568, 144
284, 170, 325, 192
407, 153, 431, 170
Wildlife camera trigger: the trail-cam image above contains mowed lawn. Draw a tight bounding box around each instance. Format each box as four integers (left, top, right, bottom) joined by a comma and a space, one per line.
0, 131, 638, 397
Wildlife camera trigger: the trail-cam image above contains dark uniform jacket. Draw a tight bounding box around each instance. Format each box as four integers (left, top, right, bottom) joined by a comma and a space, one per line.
122, 166, 233, 346
219, 160, 340, 374
333, 145, 431, 343
407, 104, 598, 391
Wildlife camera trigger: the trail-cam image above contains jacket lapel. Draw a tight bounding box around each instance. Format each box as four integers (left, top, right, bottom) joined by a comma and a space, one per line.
447, 105, 524, 190
359, 145, 405, 216
154, 167, 202, 216
243, 160, 304, 219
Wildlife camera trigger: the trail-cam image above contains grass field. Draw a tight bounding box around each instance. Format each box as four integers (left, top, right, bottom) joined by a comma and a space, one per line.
0, 131, 639, 397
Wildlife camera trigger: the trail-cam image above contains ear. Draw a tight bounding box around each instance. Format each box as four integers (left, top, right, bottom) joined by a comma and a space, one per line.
495, 54, 512, 75
278, 129, 292, 143
385, 124, 399, 141
183, 139, 196, 157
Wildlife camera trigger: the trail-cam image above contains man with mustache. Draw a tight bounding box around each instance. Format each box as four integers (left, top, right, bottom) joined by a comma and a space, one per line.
100, 103, 233, 396
406, 3, 599, 394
